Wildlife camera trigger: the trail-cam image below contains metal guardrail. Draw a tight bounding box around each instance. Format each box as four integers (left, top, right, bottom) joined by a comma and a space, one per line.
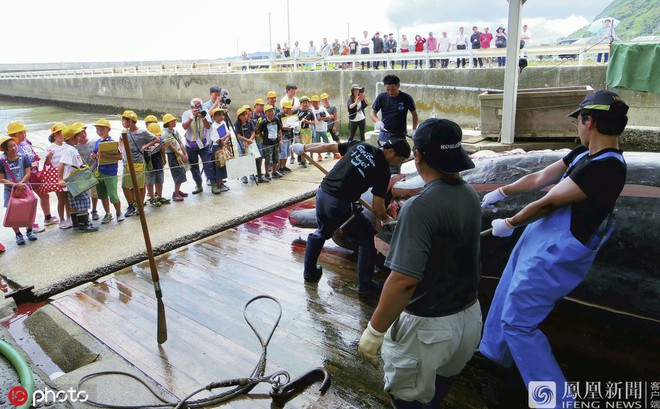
0, 43, 614, 79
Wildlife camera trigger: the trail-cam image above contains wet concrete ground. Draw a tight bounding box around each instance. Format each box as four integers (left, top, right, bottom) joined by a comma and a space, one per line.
0, 156, 340, 299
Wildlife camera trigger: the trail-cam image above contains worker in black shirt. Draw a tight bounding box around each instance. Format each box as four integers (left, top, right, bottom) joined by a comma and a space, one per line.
291, 138, 411, 298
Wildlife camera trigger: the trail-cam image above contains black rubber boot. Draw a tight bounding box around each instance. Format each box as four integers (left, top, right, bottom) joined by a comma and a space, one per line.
77, 213, 99, 232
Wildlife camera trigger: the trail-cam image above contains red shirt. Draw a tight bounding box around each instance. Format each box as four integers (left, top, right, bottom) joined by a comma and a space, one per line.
414, 38, 426, 52
479, 32, 493, 48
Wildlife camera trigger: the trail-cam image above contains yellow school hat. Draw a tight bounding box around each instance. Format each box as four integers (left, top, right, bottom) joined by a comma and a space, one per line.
7, 121, 26, 135
162, 113, 177, 124
93, 119, 111, 128
144, 115, 158, 123
147, 123, 163, 136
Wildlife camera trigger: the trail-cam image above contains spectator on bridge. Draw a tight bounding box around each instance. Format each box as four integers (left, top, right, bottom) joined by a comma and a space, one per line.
480, 27, 494, 67
520, 24, 532, 47
438, 31, 452, 68
360, 31, 371, 70
427, 32, 438, 68
372, 32, 385, 70
292, 41, 301, 70
414, 34, 426, 69
456, 27, 469, 68
471, 26, 484, 68
495, 27, 508, 67
399, 34, 410, 69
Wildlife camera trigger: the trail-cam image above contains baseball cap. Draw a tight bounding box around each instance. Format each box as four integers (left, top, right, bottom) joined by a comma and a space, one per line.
254, 99, 265, 106
282, 101, 293, 109
320, 93, 329, 100
310, 95, 320, 102
299, 96, 310, 103
378, 138, 411, 158
264, 104, 274, 112
266, 91, 277, 98
237, 107, 248, 117
413, 118, 474, 173
567, 90, 629, 118
211, 107, 226, 116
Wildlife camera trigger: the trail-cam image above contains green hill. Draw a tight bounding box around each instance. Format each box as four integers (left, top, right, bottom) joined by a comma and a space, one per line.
568, 0, 660, 40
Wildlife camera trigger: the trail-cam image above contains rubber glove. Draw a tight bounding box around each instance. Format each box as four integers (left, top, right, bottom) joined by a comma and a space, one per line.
358, 322, 386, 368
410, 128, 416, 138
491, 218, 515, 237
481, 187, 507, 208
291, 143, 305, 156
374, 121, 384, 131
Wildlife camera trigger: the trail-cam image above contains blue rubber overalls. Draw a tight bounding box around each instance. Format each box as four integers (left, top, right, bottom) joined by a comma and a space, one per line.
479, 151, 625, 408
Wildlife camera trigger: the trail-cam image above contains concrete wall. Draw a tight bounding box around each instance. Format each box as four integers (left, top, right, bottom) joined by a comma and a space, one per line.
0, 66, 657, 128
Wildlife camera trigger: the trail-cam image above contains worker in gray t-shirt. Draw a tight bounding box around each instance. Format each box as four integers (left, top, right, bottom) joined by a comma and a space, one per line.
359, 118, 482, 407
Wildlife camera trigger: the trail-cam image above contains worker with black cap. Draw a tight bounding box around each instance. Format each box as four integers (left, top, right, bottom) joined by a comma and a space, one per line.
478, 90, 629, 408
358, 118, 482, 408
290, 137, 411, 298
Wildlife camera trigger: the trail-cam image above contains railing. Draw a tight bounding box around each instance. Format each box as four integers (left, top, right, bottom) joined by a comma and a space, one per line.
0, 43, 614, 79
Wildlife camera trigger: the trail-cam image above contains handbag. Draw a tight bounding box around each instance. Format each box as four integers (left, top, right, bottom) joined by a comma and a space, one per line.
36, 164, 60, 194
1, 159, 38, 228
3, 185, 38, 228
65, 166, 99, 197
214, 145, 227, 168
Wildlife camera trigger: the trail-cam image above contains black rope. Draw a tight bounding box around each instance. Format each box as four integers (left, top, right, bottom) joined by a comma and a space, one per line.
77, 295, 286, 409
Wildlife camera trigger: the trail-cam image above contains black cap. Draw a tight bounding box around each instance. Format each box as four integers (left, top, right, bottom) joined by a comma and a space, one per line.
413, 118, 474, 173
209, 85, 221, 93
567, 90, 629, 118
378, 138, 411, 158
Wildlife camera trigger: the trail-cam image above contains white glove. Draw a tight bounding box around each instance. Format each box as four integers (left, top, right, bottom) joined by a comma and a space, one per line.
374, 121, 384, 131
291, 143, 305, 156
491, 218, 515, 237
358, 322, 385, 368
410, 129, 416, 138
481, 187, 507, 208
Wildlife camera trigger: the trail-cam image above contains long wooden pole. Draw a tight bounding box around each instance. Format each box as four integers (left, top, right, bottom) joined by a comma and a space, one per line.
302, 153, 374, 213
121, 129, 168, 344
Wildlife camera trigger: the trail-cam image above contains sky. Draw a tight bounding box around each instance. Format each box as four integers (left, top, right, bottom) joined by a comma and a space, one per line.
0, 0, 610, 64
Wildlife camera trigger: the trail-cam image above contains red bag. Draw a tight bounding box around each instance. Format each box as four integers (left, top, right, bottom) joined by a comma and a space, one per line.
36, 164, 61, 193
3, 185, 38, 228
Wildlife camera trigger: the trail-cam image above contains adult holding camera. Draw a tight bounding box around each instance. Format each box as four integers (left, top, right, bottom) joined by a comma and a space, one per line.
182, 98, 216, 194
347, 84, 369, 142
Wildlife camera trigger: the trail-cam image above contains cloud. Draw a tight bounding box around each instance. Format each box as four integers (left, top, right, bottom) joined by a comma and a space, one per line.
386, 0, 604, 28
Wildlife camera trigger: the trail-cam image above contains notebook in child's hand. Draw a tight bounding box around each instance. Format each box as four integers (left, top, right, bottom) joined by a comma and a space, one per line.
98, 141, 120, 165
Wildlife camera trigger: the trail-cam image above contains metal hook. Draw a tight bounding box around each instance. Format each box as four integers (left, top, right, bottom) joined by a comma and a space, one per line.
269, 367, 331, 408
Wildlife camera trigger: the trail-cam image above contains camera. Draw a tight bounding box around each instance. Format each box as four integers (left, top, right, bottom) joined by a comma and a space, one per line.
194, 103, 207, 117
220, 89, 231, 106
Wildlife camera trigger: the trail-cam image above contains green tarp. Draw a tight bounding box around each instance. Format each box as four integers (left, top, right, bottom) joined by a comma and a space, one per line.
606, 43, 660, 94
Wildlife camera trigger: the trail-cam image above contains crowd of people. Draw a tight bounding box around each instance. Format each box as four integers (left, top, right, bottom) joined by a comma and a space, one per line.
0, 83, 382, 251
271, 25, 532, 69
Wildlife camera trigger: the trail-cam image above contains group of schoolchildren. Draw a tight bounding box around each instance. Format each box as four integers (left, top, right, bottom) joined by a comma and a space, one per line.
232, 86, 341, 183
0, 84, 343, 252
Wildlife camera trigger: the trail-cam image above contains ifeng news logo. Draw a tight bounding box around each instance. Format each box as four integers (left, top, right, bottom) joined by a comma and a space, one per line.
529, 381, 557, 409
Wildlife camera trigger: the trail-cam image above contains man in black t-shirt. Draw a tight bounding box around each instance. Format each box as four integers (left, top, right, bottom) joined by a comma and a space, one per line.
478, 90, 629, 407
358, 119, 481, 406
290, 138, 411, 298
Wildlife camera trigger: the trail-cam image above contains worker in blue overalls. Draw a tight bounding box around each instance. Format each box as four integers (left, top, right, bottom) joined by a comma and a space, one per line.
479, 90, 629, 408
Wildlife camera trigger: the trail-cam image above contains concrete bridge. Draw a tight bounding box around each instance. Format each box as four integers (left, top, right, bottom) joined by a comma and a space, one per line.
0, 65, 657, 130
